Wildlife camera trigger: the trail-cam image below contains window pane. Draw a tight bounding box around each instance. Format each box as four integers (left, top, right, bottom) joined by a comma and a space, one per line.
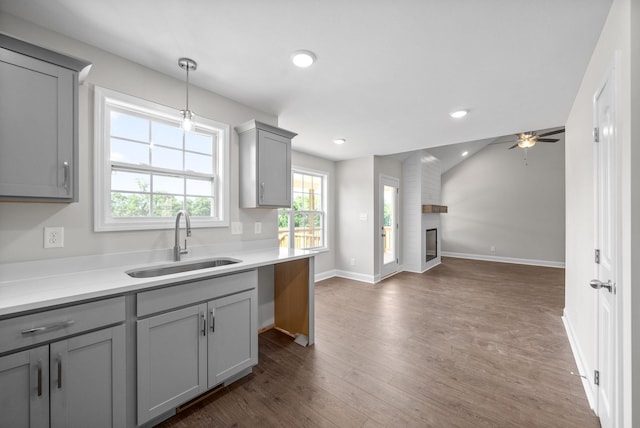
152, 146, 183, 170
185, 152, 213, 174
111, 192, 150, 217
153, 175, 184, 195
292, 213, 323, 249
111, 111, 149, 142
278, 211, 290, 249
152, 194, 183, 217
186, 131, 214, 155
152, 121, 183, 149
186, 178, 213, 196
111, 170, 149, 192
187, 196, 213, 217
111, 138, 149, 165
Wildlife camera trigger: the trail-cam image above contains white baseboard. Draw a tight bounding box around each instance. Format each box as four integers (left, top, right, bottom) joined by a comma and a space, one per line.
442, 251, 565, 268
315, 270, 336, 282
333, 270, 376, 284
562, 309, 596, 411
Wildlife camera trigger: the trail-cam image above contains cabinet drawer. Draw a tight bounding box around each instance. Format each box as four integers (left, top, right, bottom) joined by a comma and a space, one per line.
137, 270, 257, 317
0, 297, 125, 355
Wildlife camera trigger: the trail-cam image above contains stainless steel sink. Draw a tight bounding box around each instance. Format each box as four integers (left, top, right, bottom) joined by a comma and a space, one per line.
126, 258, 241, 278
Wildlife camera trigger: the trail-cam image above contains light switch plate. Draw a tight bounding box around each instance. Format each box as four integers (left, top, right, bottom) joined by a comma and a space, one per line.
254, 222, 262, 234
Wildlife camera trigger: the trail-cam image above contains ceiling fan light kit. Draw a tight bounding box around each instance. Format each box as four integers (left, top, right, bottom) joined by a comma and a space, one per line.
508, 128, 565, 150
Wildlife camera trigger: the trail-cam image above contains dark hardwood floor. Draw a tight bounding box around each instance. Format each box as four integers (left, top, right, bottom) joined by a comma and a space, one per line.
158, 257, 599, 427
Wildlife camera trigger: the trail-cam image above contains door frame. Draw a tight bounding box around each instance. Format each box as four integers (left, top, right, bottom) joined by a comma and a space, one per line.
592, 51, 623, 428
379, 175, 400, 278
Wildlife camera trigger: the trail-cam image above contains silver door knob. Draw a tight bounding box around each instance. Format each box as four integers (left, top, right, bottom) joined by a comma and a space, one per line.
590, 279, 613, 292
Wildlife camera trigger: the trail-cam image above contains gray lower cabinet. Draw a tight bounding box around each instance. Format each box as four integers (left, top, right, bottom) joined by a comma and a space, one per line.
0, 325, 125, 428
207, 290, 258, 387
0, 34, 91, 202
136, 278, 258, 425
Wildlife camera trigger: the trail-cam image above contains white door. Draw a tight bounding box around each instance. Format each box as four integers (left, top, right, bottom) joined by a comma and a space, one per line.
591, 60, 619, 428
380, 176, 399, 278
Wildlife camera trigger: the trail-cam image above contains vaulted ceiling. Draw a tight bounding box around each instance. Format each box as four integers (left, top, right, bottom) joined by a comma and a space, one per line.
1, 1, 612, 161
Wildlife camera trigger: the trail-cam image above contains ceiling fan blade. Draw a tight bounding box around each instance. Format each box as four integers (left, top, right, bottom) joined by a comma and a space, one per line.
537, 128, 565, 138
537, 138, 559, 143
508, 144, 519, 149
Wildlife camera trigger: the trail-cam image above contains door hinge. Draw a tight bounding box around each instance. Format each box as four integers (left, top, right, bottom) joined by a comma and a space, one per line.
595, 249, 600, 264
594, 370, 600, 386
594, 127, 600, 142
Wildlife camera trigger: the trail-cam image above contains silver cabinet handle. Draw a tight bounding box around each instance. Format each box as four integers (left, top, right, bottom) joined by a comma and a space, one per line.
210, 308, 215, 333
260, 182, 265, 201
63, 161, 70, 190
56, 355, 62, 389
201, 313, 206, 336
21, 320, 75, 336
36, 361, 43, 397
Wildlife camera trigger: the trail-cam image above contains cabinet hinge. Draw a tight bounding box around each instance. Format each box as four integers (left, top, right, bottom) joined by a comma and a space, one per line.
594, 370, 600, 386
595, 249, 600, 264
594, 127, 600, 143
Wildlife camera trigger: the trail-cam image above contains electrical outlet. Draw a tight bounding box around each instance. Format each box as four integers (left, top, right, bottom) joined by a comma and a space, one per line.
231, 222, 243, 235
350, 258, 356, 266
490, 245, 496, 252
254, 222, 262, 234
44, 227, 64, 248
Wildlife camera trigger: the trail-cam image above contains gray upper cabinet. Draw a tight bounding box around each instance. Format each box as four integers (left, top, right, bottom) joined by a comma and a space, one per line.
0, 33, 91, 202
235, 120, 297, 208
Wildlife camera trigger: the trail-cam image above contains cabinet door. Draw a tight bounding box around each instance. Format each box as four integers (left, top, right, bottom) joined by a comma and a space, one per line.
49, 325, 125, 428
137, 304, 207, 424
0, 48, 75, 200
207, 289, 258, 388
257, 130, 291, 207
0, 345, 49, 428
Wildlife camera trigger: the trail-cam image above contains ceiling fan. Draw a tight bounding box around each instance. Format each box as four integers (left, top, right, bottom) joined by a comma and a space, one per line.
506, 128, 565, 149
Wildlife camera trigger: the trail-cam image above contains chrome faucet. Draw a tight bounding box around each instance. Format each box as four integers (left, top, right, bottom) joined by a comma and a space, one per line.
173, 210, 192, 261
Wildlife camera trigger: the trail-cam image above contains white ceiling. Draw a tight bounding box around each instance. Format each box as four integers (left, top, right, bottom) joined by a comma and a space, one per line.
1, 1, 611, 161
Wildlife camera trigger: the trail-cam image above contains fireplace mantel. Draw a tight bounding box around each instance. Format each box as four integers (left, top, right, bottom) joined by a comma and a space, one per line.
422, 204, 448, 214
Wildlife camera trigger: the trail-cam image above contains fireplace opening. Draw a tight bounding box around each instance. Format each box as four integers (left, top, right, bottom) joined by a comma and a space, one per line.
425, 228, 437, 262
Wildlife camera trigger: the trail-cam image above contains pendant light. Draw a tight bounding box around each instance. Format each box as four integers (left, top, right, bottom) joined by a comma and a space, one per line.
178, 57, 197, 131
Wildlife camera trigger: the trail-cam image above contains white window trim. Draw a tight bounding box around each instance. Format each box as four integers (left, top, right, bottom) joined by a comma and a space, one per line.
94, 86, 230, 232
281, 166, 328, 251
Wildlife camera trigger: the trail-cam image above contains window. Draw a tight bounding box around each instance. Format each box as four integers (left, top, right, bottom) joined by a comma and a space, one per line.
94, 87, 229, 231
278, 169, 327, 250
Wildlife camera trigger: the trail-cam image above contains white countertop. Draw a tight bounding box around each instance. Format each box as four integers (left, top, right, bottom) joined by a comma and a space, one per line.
0, 243, 315, 318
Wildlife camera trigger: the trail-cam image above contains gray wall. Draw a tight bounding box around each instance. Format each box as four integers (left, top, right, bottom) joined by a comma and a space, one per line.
0, 13, 277, 263
440, 140, 565, 265
335, 156, 374, 277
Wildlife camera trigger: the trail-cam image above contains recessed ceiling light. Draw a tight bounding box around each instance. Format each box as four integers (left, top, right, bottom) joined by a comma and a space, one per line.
291, 50, 316, 68
449, 109, 468, 119
333, 138, 346, 145
462, 151, 469, 156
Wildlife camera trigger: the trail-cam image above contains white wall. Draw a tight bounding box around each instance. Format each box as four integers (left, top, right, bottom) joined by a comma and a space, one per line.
440, 139, 565, 265
564, 0, 639, 424
0, 14, 279, 263
335, 156, 375, 280
291, 150, 336, 276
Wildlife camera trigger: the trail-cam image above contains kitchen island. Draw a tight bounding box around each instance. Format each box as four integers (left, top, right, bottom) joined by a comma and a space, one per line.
0, 241, 315, 427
